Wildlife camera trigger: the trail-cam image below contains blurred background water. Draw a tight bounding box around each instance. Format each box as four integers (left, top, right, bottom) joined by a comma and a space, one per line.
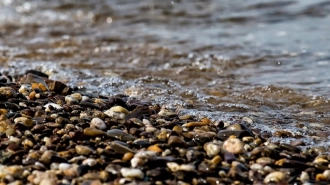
1, 0, 330, 145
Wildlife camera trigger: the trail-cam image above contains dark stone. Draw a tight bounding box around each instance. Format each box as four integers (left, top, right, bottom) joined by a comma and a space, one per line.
48, 80, 67, 94
224, 152, 237, 163
77, 164, 90, 176
108, 97, 129, 110
14, 123, 29, 131
186, 150, 205, 162
4, 102, 20, 110
25, 70, 49, 78
279, 143, 300, 153
168, 136, 187, 147
50, 155, 69, 163
0, 76, 7, 83
217, 130, 253, 140
61, 86, 73, 95
80, 101, 99, 109
125, 109, 145, 120
146, 167, 173, 181
175, 170, 198, 182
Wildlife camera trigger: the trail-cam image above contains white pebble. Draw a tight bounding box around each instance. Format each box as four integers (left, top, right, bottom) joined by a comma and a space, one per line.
58, 163, 72, 170
90, 118, 107, 130
264, 171, 286, 183
204, 142, 221, 157
65, 95, 79, 104
167, 162, 180, 172
223, 138, 244, 154
300, 171, 309, 182
82, 158, 97, 166
81, 96, 90, 101
120, 168, 144, 179
44, 103, 63, 112
131, 157, 145, 168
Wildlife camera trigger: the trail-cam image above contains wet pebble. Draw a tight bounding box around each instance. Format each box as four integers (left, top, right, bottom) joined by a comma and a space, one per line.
168, 136, 187, 147
120, 168, 144, 179
90, 118, 107, 130
264, 171, 286, 184
204, 142, 222, 158
75, 145, 93, 155
223, 137, 244, 154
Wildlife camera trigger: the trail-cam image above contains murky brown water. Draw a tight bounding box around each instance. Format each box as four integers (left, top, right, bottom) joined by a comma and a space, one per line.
1, 0, 330, 147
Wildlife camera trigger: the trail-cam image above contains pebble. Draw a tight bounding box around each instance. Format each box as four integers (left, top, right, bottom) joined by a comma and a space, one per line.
44, 103, 63, 112
168, 136, 187, 147
120, 168, 144, 179
223, 138, 244, 154
264, 171, 286, 183
182, 121, 209, 128
122, 152, 134, 162
14, 117, 34, 128
75, 145, 93, 155
83, 128, 106, 137
65, 95, 79, 104
0, 71, 329, 184
204, 142, 222, 157
90, 118, 107, 130
148, 144, 163, 153
300, 171, 309, 182
0, 165, 24, 179
104, 106, 129, 119
58, 163, 72, 170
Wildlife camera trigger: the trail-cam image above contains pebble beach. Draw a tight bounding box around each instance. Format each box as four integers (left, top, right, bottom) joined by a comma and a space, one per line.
0, 71, 329, 185
1, 0, 330, 184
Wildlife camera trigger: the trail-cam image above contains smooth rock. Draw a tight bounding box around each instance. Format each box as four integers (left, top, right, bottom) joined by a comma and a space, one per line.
90, 118, 107, 130
75, 145, 93, 155
223, 138, 244, 154
204, 142, 222, 158
120, 168, 144, 179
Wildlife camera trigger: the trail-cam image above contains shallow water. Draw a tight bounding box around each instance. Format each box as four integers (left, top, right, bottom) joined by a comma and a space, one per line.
1, 0, 330, 147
